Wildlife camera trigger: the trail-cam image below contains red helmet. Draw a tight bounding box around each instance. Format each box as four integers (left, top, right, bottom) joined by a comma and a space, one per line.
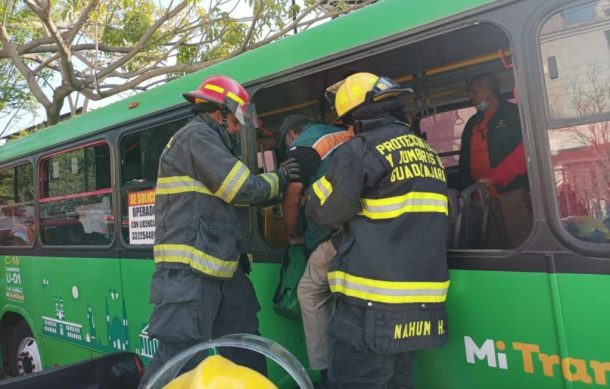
183, 75, 252, 125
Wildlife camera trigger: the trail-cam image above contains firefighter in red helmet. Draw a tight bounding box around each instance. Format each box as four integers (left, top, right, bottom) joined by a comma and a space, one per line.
140, 75, 300, 385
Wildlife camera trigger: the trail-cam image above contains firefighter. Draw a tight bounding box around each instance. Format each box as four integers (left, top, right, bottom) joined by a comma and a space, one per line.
306, 73, 450, 388
278, 114, 352, 384
140, 75, 300, 385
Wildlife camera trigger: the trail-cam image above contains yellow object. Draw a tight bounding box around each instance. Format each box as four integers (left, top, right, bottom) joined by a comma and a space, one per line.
164, 355, 277, 389
332, 72, 407, 120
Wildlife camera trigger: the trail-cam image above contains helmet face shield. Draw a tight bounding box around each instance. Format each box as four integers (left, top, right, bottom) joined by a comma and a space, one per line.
223, 95, 251, 126
324, 79, 345, 111
234, 102, 259, 131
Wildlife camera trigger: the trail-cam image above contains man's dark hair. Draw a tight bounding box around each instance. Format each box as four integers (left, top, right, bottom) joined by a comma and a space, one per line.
468, 73, 501, 97
278, 114, 313, 160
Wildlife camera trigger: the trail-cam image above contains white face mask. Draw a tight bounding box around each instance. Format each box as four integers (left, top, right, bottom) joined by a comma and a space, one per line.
476, 100, 489, 112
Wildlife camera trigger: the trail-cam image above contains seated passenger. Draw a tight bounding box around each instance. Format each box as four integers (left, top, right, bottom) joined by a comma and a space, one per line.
458, 73, 532, 248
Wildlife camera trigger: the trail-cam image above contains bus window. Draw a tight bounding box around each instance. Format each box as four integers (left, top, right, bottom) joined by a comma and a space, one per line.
540, 0, 610, 244
120, 120, 185, 245
420, 107, 477, 187
253, 22, 531, 250
40, 143, 113, 246
0, 163, 35, 247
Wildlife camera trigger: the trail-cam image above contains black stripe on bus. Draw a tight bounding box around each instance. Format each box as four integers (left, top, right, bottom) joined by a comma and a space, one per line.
448, 252, 610, 276
3, 248, 609, 276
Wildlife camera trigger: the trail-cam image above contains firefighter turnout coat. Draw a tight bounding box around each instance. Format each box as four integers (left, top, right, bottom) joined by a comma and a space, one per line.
154, 114, 280, 279
306, 116, 450, 350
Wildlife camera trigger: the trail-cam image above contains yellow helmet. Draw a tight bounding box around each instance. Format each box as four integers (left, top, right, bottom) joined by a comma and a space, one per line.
164, 355, 277, 389
329, 72, 411, 122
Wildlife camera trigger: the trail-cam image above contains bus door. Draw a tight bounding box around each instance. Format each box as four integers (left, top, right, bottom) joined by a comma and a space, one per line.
116, 119, 185, 364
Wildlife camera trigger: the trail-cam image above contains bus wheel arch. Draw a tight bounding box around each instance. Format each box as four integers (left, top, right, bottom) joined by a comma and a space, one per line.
1, 312, 42, 376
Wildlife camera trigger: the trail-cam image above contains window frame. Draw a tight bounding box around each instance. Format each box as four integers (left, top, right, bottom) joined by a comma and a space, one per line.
248, 18, 536, 254
533, 0, 610, 255
38, 140, 115, 248
538, 0, 610, 130
0, 160, 36, 249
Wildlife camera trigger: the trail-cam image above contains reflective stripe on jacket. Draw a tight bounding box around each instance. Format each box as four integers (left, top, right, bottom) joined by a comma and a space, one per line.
154, 114, 280, 279
306, 117, 450, 307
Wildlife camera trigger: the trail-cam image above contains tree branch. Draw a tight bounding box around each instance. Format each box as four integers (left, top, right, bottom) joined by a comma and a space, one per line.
85, 0, 189, 87
65, 0, 100, 45
0, 24, 51, 107
24, 0, 80, 90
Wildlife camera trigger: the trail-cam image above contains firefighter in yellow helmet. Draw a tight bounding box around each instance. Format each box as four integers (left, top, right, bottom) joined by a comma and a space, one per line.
165, 355, 277, 389
139, 75, 300, 386
306, 73, 450, 388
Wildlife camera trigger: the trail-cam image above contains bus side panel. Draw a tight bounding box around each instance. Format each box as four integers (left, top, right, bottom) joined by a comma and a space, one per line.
39, 336, 95, 368
558, 272, 610, 388
15, 255, 126, 366
119, 258, 156, 364
119, 259, 310, 386
415, 269, 562, 389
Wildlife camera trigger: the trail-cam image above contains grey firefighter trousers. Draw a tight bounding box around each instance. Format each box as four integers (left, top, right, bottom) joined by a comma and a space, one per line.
139, 264, 266, 386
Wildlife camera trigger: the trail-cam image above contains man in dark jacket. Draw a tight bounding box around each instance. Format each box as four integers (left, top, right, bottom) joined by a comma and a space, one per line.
140, 75, 300, 385
458, 73, 532, 248
306, 73, 450, 389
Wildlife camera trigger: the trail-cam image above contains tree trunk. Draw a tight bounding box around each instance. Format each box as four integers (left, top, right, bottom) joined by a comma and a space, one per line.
46, 104, 61, 126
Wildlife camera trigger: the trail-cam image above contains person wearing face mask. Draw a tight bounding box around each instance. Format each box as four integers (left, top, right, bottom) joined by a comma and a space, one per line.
139, 75, 301, 386
278, 114, 352, 387
458, 73, 532, 248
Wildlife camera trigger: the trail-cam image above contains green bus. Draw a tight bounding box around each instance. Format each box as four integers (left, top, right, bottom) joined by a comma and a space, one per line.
1, 0, 609, 387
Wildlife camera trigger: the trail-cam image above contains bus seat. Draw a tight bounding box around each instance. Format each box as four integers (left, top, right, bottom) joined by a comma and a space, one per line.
41, 226, 64, 245
446, 188, 463, 249
458, 183, 490, 249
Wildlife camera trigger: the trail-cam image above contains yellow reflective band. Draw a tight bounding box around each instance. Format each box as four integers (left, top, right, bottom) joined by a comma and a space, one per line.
312, 176, 333, 205
154, 243, 238, 278
328, 271, 449, 304
360, 192, 448, 220
215, 161, 250, 203
155, 176, 213, 196
204, 83, 224, 94
226, 91, 245, 106
260, 172, 279, 199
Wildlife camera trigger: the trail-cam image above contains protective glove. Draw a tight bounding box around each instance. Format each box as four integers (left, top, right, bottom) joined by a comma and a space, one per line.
277, 157, 301, 188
